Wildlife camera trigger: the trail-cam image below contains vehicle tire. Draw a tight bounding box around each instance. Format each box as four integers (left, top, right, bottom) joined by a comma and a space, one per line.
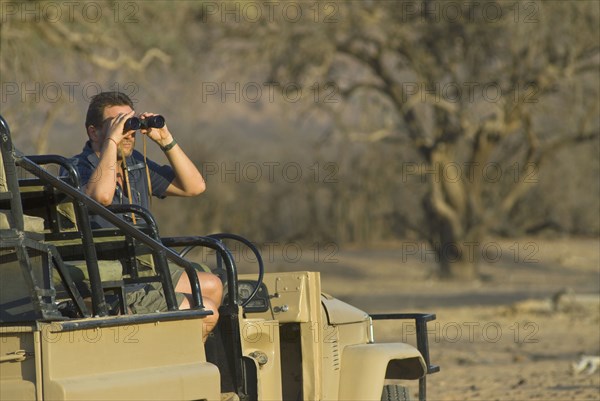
381, 384, 410, 401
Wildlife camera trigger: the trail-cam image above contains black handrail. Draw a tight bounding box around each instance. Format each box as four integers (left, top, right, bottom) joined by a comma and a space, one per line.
207, 233, 265, 308
15, 155, 209, 309
161, 236, 240, 309
26, 154, 81, 188
370, 312, 439, 373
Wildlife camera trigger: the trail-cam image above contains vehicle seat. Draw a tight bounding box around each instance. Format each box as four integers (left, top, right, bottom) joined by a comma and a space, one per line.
0, 152, 45, 232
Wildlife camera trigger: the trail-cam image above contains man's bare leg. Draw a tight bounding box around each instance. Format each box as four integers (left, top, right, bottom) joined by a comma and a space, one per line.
176, 272, 223, 342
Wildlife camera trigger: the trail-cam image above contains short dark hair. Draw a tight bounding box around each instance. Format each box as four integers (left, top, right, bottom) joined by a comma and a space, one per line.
85, 91, 134, 129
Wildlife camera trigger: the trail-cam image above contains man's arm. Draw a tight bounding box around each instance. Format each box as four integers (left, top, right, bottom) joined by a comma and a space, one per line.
85, 138, 119, 205
140, 112, 205, 197
162, 142, 206, 196
85, 111, 135, 205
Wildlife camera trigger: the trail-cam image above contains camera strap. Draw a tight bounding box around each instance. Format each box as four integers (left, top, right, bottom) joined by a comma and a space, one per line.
143, 135, 153, 207
120, 147, 137, 225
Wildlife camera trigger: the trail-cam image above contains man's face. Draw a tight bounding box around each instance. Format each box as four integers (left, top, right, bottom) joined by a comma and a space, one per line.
101, 105, 136, 158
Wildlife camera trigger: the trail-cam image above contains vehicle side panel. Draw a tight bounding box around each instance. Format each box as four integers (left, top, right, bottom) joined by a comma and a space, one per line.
244, 271, 323, 400
40, 318, 220, 401
321, 319, 370, 401
0, 326, 38, 400
239, 318, 283, 400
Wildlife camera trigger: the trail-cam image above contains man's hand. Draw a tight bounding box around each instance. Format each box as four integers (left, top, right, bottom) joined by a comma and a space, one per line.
137, 111, 205, 197
139, 112, 173, 148
105, 110, 136, 145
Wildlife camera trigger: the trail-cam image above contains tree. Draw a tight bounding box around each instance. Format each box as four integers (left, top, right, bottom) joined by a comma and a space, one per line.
199, 0, 600, 279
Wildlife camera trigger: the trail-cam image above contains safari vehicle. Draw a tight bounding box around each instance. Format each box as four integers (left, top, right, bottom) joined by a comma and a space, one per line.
0, 114, 439, 401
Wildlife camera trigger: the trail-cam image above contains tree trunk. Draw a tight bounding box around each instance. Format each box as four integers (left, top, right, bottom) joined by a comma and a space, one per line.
438, 242, 479, 280
435, 220, 480, 280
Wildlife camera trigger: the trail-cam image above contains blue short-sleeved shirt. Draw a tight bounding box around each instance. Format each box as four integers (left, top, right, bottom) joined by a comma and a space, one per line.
69, 141, 175, 227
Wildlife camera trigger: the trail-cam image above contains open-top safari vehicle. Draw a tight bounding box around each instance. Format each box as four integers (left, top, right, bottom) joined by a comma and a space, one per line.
0, 114, 438, 401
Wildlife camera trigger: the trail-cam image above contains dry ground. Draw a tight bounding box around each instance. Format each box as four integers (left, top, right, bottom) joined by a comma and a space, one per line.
262, 236, 600, 401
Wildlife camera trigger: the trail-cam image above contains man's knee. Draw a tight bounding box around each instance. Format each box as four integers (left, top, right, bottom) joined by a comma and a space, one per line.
198, 272, 223, 298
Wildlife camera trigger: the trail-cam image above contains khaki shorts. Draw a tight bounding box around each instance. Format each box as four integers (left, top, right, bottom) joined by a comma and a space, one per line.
124, 263, 187, 314
58, 259, 206, 314
131, 256, 210, 313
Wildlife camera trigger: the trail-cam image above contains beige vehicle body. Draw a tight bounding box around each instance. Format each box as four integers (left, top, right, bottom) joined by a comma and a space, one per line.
0, 115, 438, 401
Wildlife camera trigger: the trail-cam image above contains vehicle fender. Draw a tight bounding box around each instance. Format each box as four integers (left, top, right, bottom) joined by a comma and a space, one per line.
337, 343, 426, 401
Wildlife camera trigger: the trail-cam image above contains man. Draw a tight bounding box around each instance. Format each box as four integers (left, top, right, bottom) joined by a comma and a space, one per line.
70, 91, 221, 338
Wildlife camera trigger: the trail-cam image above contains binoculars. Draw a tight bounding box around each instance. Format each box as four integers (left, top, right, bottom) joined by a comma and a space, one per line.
124, 115, 165, 131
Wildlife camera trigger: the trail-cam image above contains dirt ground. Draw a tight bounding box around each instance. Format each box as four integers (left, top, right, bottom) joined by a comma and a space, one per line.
263, 236, 600, 401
